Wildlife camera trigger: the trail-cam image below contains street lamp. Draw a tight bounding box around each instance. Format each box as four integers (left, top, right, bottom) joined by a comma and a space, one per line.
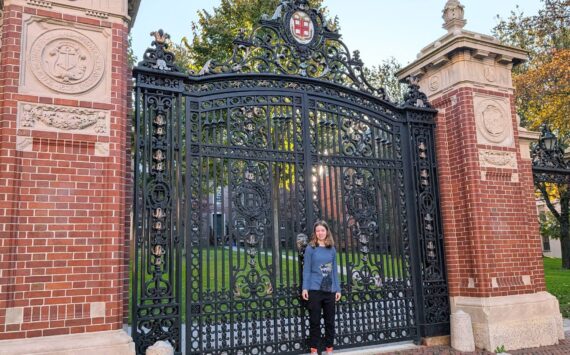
540, 124, 558, 151
533, 124, 567, 172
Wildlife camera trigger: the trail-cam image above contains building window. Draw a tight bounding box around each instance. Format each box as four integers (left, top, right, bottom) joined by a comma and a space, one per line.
542, 235, 551, 252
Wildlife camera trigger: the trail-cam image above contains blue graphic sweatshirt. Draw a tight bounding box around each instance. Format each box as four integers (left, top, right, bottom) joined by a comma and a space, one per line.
302, 246, 341, 293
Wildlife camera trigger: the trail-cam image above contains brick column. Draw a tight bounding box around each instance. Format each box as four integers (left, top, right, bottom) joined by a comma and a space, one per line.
0, 0, 136, 353
397, 1, 564, 351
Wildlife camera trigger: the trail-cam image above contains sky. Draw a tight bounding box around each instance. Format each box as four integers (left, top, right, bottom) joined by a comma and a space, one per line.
131, 0, 542, 68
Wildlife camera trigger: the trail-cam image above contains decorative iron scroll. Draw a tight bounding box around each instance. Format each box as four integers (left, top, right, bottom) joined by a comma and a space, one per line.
531, 125, 570, 184
344, 168, 383, 289
138, 29, 181, 72
133, 4, 447, 352
231, 160, 274, 299
193, 0, 388, 100
409, 121, 450, 331
133, 92, 182, 353
403, 82, 433, 109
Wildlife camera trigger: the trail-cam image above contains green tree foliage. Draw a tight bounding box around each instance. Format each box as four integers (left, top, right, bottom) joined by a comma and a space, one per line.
492, 0, 569, 129
364, 57, 406, 103
172, 0, 406, 105
493, 0, 570, 268
173, 0, 325, 72
540, 210, 561, 240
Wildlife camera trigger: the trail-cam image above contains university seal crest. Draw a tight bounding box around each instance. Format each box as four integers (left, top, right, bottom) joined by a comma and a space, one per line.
30, 29, 105, 94
289, 11, 314, 44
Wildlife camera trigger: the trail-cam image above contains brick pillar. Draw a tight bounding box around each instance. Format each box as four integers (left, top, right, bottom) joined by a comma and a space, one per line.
0, 0, 136, 353
397, 1, 564, 351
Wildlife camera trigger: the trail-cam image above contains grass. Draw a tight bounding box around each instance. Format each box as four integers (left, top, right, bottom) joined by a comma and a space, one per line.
130, 247, 406, 324
130, 255, 570, 327
543, 257, 570, 318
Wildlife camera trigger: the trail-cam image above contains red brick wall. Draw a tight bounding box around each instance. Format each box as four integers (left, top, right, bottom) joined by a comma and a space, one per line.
0, 4, 131, 339
432, 87, 545, 298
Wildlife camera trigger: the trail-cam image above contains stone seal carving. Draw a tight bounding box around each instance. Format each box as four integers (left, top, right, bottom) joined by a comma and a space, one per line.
484, 66, 496, 82
29, 29, 105, 94
429, 75, 440, 91
18, 102, 109, 135
475, 99, 510, 144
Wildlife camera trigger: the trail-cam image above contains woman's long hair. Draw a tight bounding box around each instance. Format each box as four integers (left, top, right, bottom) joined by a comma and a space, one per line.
309, 220, 335, 248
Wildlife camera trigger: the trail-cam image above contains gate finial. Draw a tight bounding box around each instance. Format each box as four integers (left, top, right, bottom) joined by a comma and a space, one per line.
442, 0, 466, 34
137, 29, 180, 72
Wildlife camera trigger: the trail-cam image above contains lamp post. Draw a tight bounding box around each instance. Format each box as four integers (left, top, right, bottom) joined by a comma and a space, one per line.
540, 124, 558, 151
533, 124, 567, 171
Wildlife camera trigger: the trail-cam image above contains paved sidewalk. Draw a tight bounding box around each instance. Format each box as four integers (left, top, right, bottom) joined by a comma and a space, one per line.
376, 331, 570, 355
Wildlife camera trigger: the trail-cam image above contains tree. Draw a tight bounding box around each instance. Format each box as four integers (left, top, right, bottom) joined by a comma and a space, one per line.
365, 57, 407, 103
492, 0, 569, 129
175, 0, 405, 104
175, 0, 325, 72
493, 0, 570, 268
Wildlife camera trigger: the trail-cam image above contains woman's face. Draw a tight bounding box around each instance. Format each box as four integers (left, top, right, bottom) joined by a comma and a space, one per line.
315, 225, 327, 242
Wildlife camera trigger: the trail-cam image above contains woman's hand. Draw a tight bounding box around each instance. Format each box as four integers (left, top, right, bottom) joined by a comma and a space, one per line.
335, 292, 341, 302
302, 289, 309, 300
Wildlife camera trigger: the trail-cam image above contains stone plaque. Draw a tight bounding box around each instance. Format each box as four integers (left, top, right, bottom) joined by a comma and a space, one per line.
478, 149, 517, 169
20, 15, 112, 102
17, 101, 110, 136
29, 29, 105, 94
473, 94, 514, 147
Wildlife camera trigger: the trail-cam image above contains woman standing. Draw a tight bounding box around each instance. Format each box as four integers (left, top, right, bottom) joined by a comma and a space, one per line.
302, 220, 341, 354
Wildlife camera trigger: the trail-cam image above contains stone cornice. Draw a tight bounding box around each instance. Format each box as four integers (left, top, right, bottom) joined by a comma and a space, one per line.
397, 29, 528, 80
4, 0, 140, 25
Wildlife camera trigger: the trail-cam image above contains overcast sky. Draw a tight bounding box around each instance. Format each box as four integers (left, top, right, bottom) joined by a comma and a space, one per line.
131, 0, 542, 68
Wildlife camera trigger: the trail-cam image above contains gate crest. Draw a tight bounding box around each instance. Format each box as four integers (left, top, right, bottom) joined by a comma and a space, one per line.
140, 0, 391, 99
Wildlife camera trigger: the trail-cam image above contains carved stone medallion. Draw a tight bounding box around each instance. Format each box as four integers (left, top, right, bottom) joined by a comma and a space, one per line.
474, 95, 513, 147
429, 75, 440, 92
29, 29, 105, 94
484, 66, 496, 82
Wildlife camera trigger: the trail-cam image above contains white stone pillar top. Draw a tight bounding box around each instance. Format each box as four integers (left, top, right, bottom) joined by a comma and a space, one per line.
397, 29, 528, 81
396, 0, 528, 83
443, 0, 467, 34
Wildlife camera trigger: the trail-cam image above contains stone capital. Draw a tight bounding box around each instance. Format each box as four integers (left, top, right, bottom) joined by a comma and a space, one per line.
396, 30, 527, 99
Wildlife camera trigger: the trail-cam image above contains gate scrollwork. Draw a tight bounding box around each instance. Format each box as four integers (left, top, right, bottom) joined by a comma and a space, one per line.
133, 1, 449, 353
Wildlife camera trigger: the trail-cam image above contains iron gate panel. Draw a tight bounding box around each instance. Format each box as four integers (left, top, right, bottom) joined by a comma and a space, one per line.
186, 92, 308, 354
133, 2, 449, 353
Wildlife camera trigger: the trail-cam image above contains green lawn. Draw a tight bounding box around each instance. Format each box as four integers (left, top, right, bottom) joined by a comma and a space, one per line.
544, 257, 570, 318
130, 248, 404, 323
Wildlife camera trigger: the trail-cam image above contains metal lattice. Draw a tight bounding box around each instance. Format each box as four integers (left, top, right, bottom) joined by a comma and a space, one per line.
132, 1, 449, 354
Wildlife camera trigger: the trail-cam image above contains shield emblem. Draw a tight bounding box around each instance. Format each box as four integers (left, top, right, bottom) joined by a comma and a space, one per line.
49, 42, 88, 83
290, 11, 314, 44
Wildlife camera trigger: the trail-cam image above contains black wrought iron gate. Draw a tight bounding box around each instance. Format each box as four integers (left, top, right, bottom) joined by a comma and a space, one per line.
132, 2, 449, 354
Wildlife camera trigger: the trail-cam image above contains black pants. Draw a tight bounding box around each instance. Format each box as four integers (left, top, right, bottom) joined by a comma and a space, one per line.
307, 290, 335, 349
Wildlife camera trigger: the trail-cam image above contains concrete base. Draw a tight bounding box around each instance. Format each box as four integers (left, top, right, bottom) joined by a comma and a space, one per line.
451, 292, 564, 352
334, 341, 418, 354
0, 330, 135, 355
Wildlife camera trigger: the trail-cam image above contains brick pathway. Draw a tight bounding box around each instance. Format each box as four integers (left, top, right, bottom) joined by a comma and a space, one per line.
386, 332, 570, 355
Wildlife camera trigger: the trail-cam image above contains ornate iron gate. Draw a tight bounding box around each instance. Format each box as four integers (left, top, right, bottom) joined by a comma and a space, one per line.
132, 1, 449, 354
